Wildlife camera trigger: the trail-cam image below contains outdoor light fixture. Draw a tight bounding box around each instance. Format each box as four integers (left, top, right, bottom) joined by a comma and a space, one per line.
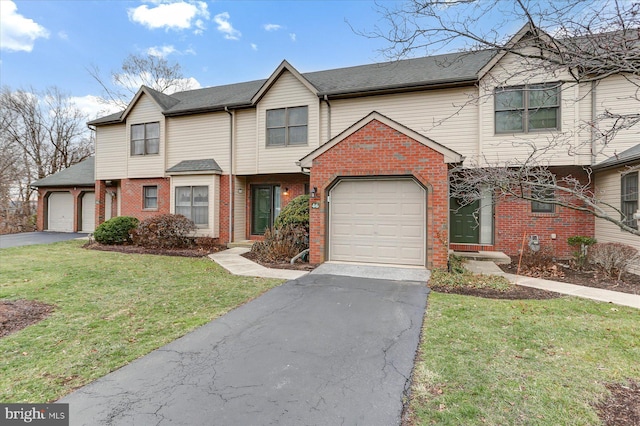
283, 187, 289, 196
310, 186, 317, 198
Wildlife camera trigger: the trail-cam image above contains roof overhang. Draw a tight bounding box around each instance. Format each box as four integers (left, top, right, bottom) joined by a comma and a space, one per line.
251, 60, 319, 104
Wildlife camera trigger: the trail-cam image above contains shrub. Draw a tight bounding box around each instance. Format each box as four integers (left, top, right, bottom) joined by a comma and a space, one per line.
133, 214, 196, 249
274, 194, 309, 230
448, 253, 466, 274
195, 236, 221, 251
430, 269, 511, 291
588, 242, 639, 280
251, 224, 309, 262
93, 216, 139, 245
567, 236, 597, 270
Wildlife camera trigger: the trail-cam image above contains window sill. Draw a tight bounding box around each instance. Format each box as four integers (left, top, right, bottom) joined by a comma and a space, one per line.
142, 208, 158, 212
265, 144, 309, 149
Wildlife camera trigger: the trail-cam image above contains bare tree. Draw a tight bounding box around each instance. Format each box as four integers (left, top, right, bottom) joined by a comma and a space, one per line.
89, 53, 199, 109
369, 0, 640, 236
0, 86, 93, 233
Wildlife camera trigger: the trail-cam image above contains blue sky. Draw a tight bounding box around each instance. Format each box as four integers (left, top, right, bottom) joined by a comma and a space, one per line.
1, 0, 403, 118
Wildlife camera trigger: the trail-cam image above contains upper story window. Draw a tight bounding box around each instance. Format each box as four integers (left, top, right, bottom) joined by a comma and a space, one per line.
266, 106, 308, 147
621, 172, 638, 229
131, 122, 160, 155
495, 84, 560, 134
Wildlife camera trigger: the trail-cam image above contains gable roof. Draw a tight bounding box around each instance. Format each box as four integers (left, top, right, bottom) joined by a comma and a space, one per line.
298, 111, 463, 168
166, 159, 223, 175
593, 144, 640, 171
31, 157, 95, 187
88, 49, 496, 126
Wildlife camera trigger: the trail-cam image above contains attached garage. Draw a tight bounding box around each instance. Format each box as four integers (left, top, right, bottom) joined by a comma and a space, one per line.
81, 192, 96, 232
48, 192, 74, 232
329, 178, 426, 266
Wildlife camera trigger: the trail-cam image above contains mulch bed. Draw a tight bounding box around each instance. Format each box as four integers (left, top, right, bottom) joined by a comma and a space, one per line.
595, 380, 640, 426
0, 299, 54, 338
499, 256, 640, 295
241, 251, 317, 271
83, 242, 225, 258
429, 284, 562, 300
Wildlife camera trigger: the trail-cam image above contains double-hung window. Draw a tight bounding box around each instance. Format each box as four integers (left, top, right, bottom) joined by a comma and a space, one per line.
621, 172, 639, 229
266, 106, 308, 146
175, 186, 209, 227
143, 186, 158, 209
131, 122, 160, 155
495, 84, 560, 133
531, 186, 555, 213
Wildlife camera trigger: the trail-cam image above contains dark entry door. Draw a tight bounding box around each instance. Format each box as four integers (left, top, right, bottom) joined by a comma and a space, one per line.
251, 185, 280, 235
450, 198, 480, 244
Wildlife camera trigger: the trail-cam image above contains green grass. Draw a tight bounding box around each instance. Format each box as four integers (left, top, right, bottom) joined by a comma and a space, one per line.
0, 240, 283, 402
408, 292, 640, 425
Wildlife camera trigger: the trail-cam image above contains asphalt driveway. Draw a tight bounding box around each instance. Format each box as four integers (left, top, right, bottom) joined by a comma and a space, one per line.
0, 232, 88, 249
59, 273, 428, 425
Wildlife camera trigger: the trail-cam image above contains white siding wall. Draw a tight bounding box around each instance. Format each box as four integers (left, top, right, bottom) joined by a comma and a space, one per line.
170, 174, 220, 237
166, 112, 230, 172
255, 71, 320, 173
95, 124, 127, 180
126, 94, 166, 178
594, 167, 640, 274
235, 109, 258, 175
328, 87, 479, 161
233, 176, 247, 241
593, 74, 640, 163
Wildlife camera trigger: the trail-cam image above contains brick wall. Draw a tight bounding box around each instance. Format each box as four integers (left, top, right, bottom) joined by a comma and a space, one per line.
119, 177, 170, 220
308, 119, 449, 269
494, 166, 595, 259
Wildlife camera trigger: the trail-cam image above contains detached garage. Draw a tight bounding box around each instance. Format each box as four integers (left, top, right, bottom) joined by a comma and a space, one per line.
300, 112, 463, 270
32, 158, 97, 233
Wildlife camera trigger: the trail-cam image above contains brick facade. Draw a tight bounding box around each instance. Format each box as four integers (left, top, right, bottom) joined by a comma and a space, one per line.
119, 178, 171, 219
308, 119, 450, 269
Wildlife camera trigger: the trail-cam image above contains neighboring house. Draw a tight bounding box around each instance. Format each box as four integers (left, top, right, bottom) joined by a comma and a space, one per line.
593, 144, 640, 274
75, 26, 638, 269
31, 158, 107, 233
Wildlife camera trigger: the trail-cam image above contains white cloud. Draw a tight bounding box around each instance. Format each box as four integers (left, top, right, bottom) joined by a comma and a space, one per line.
263, 24, 282, 32
0, 0, 49, 52
214, 12, 241, 40
70, 95, 121, 120
147, 44, 177, 57
58, 31, 69, 41
289, 33, 297, 42
250, 43, 258, 51
128, 1, 209, 32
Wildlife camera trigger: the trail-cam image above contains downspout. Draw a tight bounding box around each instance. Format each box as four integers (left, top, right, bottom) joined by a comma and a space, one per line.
225, 107, 234, 243
323, 95, 331, 142
591, 80, 597, 165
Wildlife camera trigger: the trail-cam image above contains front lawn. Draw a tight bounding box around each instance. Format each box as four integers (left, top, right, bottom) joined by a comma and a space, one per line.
0, 240, 282, 402
407, 291, 640, 425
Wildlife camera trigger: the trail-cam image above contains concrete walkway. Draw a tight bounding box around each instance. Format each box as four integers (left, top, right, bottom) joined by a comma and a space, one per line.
465, 260, 640, 309
209, 247, 308, 280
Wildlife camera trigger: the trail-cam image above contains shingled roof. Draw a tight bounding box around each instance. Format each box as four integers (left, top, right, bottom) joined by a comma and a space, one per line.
593, 144, 640, 170
88, 50, 495, 125
31, 157, 95, 187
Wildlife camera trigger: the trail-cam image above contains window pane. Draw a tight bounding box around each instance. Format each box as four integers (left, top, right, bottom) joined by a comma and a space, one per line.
496, 110, 523, 132
288, 106, 308, 126
146, 122, 159, 138
192, 186, 208, 205
529, 86, 558, 107
622, 173, 639, 201
146, 138, 159, 154
288, 126, 308, 145
176, 187, 191, 206
529, 108, 558, 130
273, 186, 281, 219
495, 90, 523, 110
266, 109, 285, 127
532, 187, 555, 213
176, 206, 191, 218
131, 124, 144, 140
144, 186, 158, 209
192, 206, 208, 225
132, 140, 145, 155
267, 128, 286, 146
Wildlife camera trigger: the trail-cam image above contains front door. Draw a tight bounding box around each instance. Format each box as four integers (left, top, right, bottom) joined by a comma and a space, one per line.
450, 198, 480, 244
251, 185, 281, 235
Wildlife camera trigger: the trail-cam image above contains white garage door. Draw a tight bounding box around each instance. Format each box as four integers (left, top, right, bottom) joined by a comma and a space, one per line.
81, 192, 95, 232
48, 192, 74, 232
329, 179, 426, 266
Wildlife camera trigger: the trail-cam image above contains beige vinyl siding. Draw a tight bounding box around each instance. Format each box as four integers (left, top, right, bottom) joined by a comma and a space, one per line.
235, 109, 258, 175
170, 174, 220, 237
478, 48, 590, 166
594, 167, 640, 274
95, 124, 127, 180
256, 71, 320, 174
166, 112, 230, 172
593, 74, 640, 163
329, 87, 479, 161
233, 176, 247, 241
126, 94, 166, 178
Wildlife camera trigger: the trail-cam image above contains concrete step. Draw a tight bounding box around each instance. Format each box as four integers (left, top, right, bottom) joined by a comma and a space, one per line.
227, 240, 255, 249
451, 250, 512, 265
